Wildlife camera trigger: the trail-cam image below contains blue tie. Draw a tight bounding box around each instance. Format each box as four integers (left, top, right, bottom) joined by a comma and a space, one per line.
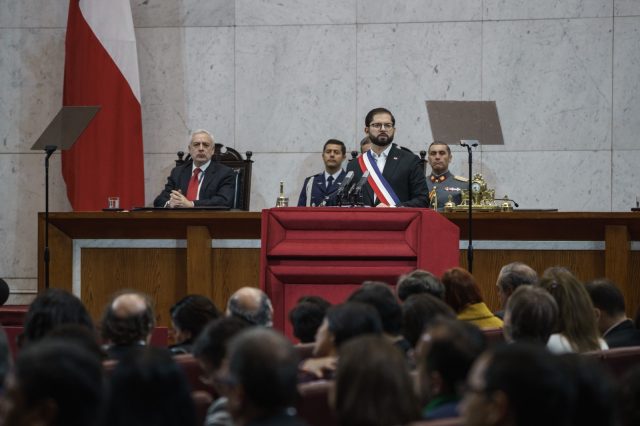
327, 175, 334, 189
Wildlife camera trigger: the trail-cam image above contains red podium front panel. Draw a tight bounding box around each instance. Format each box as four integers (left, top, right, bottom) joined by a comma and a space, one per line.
260, 208, 459, 336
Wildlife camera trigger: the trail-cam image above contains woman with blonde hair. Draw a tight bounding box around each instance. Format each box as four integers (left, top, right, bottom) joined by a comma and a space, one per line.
538, 267, 608, 353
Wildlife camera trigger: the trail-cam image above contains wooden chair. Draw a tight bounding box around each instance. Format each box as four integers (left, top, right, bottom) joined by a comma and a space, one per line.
176, 144, 253, 210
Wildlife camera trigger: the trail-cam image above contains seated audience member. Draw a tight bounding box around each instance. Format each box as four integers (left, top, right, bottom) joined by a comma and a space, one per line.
620, 366, 640, 426
460, 343, 574, 426
193, 317, 251, 426
20, 288, 94, 347
300, 302, 383, 380
226, 287, 273, 327
297, 139, 347, 207
396, 269, 445, 302
348, 281, 411, 354
334, 335, 420, 426
101, 347, 196, 426
494, 262, 537, 318
101, 291, 155, 360
502, 285, 558, 345
153, 129, 235, 208
226, 328, 307, 426
1, 339, 103, 426
47, 323, 106, 360
169, 294, 220, 354
441, 268, 503, 329
538, 267, 607, 353
585, 278, 640, 348
288, 296, 331, 343
402, 293, 456, 348
416, 319, 486, 420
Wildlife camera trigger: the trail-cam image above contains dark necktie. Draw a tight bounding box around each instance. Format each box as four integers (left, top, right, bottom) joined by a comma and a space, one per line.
186, 168, 201, 201
327, 175, 334, 189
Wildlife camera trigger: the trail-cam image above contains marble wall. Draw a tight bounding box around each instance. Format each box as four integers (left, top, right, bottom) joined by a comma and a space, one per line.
1, 0, 638, 303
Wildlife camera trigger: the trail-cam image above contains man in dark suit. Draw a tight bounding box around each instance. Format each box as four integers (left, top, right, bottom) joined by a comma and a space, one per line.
297, 139, 347, 206
586, 279, 640, 348
154, 129, 235, 208
346, 108, 428, 207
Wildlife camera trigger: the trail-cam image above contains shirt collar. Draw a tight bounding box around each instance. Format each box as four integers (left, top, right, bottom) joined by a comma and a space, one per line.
370, 143, 392, 159
193, 160, 211, 173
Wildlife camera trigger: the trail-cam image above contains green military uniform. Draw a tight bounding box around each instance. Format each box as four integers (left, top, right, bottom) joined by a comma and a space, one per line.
426, 170, 468, 211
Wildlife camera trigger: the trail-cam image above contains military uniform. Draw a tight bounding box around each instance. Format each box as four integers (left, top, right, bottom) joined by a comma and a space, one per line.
426, 171, 468, 211
297, 170, 346, 207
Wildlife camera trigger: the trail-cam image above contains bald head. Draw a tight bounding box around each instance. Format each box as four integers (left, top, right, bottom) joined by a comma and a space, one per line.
101, 291, 155, 345
112, 293, 148, 318
226, 287, 273, 327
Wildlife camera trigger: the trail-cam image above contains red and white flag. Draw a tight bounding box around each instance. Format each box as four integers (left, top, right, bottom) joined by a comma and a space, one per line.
63, 0, 144, 210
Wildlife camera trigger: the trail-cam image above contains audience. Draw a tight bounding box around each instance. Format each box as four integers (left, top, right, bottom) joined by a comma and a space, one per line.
503, 285, 558, 345
620, 366, 640, 426
101, 290, 156, 360
494, 262, 538, 318
169, 294, 220, 354
334, 335, 420, 426
441, 267, 503, 329
586, 278, 640, 348
538, 267, 607, 353
226, 287, 273, 327
396, 269, 445, 301
402, 293, 456, 348
288, 296, 331, 343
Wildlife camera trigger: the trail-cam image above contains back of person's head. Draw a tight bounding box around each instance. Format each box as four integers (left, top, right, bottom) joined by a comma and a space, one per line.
22, 288, 94, 347
585, 278, 626, 317
102, 346, 196, 426
326, 302, 383, 348
170, 294, 220, 342
289, 300, 330, 343
402, 293, 456, 347
538, 267, 601, 352
504, 285, 558, 345
441, 267, 483, 313
227, 328, 299, 417
6, 338, 103, 426
192, 316, 251, 371
335, 335, 419, 426
418, 319, 486, 402
397, 269, 445, 301
620, 365, 640, 426
463, 343, 574, 426
101, 290, 155, 346
226, 287, 273, 327
348, 281, 402, 335
0, 278, 10, 306
497, 262, 537, 294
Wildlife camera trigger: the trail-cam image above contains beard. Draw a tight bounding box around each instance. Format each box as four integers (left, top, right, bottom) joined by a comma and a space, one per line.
370, 133, 394, 147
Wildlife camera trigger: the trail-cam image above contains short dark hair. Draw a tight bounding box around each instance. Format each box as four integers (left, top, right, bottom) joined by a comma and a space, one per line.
397, 269, 445, 301
365, 107, 395, 127
427, 141, 451, 155
348, 281, 403, 335
326, 302, 383, 348
402, 293, 456, 347
101, 292, 155, 345
497, 262, 538, 293
585, 278, 626, 317
289, 300, 330, 343
193, 317, 251, 370
323, 139, 346, 156
170, 294, 220, 342
504, 285, 558, 345
441, 268, 483, 313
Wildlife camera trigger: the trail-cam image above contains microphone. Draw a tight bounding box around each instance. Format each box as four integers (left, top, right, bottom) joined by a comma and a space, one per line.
460, 140, 479, 148
347, 171, 370, 201
494, 197, 520, 208
331, 171, 355, 206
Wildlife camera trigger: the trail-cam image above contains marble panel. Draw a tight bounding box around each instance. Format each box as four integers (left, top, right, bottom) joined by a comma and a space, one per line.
131, 0, 234, 28
0, 0, 68, 28
357, 22, 482, 154
612, 150, 640, 211
184, 27, 235, 149
615, 0, 640, 16
613, 17, 640, 149
144, 153, 179, 206
236, 0, 356, 26
482, 19, 612, 152
5, 279, 37, 305
0, 28, 66, 152
478, 150, 611, 211
235, 25, 357, 154
357, 0, 482, 24
484, 0, 612, 20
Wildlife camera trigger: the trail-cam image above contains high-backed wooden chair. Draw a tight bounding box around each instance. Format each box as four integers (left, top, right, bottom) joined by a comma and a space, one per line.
176, 143, 253, 210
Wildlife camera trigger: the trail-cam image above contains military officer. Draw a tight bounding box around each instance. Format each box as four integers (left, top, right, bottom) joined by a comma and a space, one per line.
426, 141, 468, 210
297, 139, 347, 206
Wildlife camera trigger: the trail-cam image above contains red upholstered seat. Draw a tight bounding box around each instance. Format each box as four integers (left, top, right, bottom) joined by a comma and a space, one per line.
296, 380, 337, 426
584, 346, 640, 379
482, 327, 505, 347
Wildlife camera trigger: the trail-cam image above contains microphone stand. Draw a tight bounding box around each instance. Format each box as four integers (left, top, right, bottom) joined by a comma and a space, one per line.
44, 144, 57, 289
460, 140, 478, 273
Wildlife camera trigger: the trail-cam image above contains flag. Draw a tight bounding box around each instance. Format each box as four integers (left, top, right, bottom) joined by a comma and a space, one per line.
63, 0, 144, 210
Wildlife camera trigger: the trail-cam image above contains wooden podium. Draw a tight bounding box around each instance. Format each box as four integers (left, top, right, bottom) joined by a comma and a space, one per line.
260, 208, 460, 335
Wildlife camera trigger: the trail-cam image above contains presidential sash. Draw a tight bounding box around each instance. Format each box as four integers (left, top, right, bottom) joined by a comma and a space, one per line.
358, 150, 401, 207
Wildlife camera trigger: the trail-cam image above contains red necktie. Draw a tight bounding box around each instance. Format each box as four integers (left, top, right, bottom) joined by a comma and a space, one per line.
186, 168, 201, 201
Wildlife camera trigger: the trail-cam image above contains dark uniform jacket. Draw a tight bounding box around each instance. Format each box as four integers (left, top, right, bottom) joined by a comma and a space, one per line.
297, 170, 347, 207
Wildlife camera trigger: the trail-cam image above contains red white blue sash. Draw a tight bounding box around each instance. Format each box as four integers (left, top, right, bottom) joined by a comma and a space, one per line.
358, 150, 401, 207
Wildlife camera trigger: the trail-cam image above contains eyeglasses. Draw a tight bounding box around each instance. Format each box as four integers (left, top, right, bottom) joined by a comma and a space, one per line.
369, 123, 394, 130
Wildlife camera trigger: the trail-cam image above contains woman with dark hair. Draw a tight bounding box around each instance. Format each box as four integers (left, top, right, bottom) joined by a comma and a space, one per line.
538, 267, 607, 353
334, 335, 420, 426
169, 295, 220, 354
441, 267, 503, 329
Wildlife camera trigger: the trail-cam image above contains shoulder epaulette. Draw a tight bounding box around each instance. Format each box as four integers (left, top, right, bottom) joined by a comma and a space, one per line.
454, 175, 469, 182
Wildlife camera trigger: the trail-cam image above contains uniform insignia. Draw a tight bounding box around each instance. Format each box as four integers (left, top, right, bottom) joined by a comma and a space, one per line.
430, 175, 447, 183
454, 175, 469, 182
444, 187, 462, 192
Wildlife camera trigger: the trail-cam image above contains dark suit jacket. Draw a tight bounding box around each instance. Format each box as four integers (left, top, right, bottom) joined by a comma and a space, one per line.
346, 144, 428, 207
153, 161, 235, 208
297, 170, 347, 206
604, 319, 640, 348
